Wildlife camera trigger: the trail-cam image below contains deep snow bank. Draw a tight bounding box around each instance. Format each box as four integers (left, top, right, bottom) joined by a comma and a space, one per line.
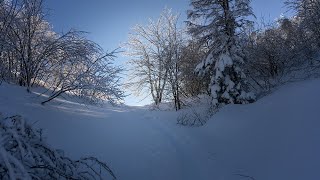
0, 79, 320, 180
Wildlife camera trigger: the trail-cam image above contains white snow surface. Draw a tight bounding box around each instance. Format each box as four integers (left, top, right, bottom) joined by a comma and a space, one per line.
216, 53, 233, 71
1, 79, 320, 180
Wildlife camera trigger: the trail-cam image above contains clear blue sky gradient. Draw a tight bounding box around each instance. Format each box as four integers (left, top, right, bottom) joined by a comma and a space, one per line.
44, 0, 291, 106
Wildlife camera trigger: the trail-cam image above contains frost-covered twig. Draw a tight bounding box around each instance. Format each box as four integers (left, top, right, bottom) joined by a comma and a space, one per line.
177, 100, 219, 127
0, 113, 117, 179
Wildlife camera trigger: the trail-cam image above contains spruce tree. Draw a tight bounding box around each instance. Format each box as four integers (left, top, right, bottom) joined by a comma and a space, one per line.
187, 0, 256, 106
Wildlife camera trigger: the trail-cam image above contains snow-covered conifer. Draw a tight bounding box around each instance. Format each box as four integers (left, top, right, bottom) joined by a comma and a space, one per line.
188, 0, 256, 106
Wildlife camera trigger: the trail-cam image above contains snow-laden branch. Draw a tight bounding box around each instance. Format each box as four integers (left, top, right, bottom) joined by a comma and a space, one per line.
0, 113, 117, 180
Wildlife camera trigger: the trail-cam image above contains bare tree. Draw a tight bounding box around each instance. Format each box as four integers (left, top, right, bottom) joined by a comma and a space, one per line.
244, 15, 320, 93
0, 0, 22, 82
0, 0, 124, 105
163, 10, 184, 110
125, 8, 184, 109
40, 41, 124, 105
286, 0, 320, 48
179, 39, 209, 97
4, 0, 51, 91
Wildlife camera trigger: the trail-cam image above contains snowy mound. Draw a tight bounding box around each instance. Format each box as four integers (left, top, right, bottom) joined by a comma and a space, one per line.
0, 79, 320, 180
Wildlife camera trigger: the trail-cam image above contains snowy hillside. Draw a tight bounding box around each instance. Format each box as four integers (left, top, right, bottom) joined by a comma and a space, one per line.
0, 79, 320, 180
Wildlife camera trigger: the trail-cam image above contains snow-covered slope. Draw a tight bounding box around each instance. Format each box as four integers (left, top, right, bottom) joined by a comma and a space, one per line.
0, 79, 320, 180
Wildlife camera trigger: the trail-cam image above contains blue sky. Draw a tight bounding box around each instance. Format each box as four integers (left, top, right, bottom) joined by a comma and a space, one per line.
44, 0, 290, 106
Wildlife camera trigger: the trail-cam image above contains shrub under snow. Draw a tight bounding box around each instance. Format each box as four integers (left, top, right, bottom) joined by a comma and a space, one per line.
0, 113, 116, 180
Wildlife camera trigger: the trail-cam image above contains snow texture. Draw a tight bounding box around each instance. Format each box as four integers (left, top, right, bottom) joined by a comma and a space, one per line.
1, 79, 320, 180
215, 53, 233, 71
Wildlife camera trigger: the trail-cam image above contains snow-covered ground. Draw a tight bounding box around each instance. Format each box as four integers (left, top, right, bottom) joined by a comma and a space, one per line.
0, 79, 320, 180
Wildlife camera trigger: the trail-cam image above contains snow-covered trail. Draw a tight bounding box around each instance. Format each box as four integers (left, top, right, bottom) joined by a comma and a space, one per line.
1, 79, 320, 180
0, 85, 216, 179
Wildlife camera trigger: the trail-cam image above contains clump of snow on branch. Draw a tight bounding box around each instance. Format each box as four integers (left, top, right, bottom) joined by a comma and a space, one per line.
189, 0, 256, 107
